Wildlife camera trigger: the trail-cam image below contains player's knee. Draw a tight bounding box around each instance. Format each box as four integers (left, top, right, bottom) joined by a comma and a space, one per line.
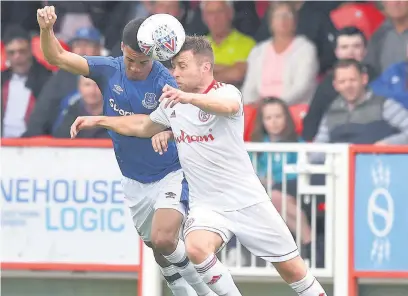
274, 256, 308, 283
185, 231, 220, 264
151, 229, 178, 254
152, 248, 171, 267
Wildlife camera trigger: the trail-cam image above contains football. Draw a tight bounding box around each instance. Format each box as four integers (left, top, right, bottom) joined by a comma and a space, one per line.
137, 14, 186, 61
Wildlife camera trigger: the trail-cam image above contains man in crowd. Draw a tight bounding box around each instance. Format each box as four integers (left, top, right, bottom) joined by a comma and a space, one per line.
303, 27, 378, 141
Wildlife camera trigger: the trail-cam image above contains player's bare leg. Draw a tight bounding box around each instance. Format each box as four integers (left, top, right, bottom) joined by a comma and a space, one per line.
273, 256, 326, 296
185, 230, 243, 296
151, 209, 215, 296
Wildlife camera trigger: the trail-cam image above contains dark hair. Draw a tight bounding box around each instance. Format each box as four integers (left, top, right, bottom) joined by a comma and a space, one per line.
176, 35, 214, 65
334, 58, 367, 76
251, 97, 298, 142
336, 26, 367, 47
122, 18, 146, 52
3, 25, 30, 45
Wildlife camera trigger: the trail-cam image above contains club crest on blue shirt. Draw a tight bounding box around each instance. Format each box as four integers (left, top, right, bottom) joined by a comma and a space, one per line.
142, 92, 158, 109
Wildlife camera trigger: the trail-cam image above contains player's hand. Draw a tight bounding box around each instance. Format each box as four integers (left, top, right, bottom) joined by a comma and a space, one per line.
70, 116, 100, 138
37, 6, 57, 30
159, 84, 192, 108
151, 131, 173, 155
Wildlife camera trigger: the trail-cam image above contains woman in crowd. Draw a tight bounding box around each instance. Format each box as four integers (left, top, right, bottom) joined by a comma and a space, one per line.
250, 97, 312, 258
242, 1, 318, 106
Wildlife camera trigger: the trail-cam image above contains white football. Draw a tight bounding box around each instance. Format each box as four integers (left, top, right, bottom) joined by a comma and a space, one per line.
137, 14, 186, 61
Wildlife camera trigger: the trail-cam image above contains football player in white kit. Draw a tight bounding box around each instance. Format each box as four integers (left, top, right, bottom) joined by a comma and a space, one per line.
70, 36, 327, 296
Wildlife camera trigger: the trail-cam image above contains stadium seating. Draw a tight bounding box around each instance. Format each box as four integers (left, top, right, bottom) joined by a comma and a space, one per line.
31, 36, 71, 72
330, 3, 385, 39
1, 41, 8, 71
289, 104, 309, 136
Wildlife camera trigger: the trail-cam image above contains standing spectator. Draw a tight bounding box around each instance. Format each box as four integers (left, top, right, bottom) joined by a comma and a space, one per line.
1, 25, 51, 138
201, 0, 255, 86
242, 1, 318, 106
364, 0, 408, 74
254, 1, 337, 74
303, 27, 378, 141
314, 59, 408, 146
52, 76, 108, 138
23, 27, 103, 137
250, 97, 312, 259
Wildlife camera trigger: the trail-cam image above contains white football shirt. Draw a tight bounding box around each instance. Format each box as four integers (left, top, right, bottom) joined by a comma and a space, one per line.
150, 81, 269, 211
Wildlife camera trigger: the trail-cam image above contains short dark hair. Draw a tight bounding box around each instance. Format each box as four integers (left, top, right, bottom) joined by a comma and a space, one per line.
336, 26, 367, 47
122, 18, 146, 52
3, 25, 30, 45
334, 58, 367, 75
176, 35, 214, 65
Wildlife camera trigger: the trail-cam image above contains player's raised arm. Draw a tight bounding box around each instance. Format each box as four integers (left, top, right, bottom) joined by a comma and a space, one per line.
70, 115, 167, 139
37, 6, 89, 76
160, 84, 241, 117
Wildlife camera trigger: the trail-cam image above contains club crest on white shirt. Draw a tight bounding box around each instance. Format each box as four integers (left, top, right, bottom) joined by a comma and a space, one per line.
142, 93, 158, 109
198, 110, 211, 122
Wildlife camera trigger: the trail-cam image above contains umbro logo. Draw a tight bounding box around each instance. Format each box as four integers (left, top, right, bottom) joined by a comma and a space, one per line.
165, 192, 176, 199
170, 110, 176, 118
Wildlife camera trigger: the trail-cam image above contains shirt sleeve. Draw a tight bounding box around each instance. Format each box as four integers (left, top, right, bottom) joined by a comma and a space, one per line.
83, 56, 118, 83
214, 84, 244, 118
150, 102, 171, 128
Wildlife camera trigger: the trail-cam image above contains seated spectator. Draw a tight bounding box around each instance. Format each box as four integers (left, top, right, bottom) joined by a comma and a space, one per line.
52, 76, 108, 138
242, 1, 318, 106
201, 1, 255, 86
370, 47, 408, 109
364, 0, 408, 74
314, 59, 408, 146
254, 0, 337, 74
1, 25, 51, 138
303, 27, 378, 141
250, 97, 312, 259
23, 27, 103, 137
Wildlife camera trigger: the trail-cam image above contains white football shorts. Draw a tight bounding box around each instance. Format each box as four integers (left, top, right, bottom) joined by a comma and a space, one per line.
122, 169, 188, 242
183, 200, 299, 263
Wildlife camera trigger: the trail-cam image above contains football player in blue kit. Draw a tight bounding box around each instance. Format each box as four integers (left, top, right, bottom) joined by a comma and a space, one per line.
37, 6, 214, 296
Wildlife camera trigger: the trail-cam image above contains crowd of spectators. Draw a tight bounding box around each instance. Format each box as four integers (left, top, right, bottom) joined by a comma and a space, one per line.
2, 0, 408, 267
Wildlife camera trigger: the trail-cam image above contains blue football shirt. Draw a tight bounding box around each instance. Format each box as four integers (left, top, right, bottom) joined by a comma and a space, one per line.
84, 56, 181, 183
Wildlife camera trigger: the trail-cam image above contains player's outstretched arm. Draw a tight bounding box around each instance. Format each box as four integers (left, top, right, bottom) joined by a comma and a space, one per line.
37, 6, 89, 76
160, 84, 241, 117
70, 115, 167, 139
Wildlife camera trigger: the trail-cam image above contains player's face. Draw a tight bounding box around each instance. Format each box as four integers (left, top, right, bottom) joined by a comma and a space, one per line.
122, 44, 153, 80
171, 51, 203, 92
262, 103, 286, 136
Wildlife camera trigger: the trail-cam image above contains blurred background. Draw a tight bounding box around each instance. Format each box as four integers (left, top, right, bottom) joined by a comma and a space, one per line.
1, 1, 408, 296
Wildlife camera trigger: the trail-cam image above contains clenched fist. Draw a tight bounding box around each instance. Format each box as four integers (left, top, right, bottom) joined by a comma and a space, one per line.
37, 6, 57, 30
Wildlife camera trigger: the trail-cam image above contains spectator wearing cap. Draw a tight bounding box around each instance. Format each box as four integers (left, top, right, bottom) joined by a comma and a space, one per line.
364, 1, 408, 74
314, 59, 408, 146
1, 25, 51, 138
303, 27, 378, 141
24, 27, 103, 137
201, 1, 255, 86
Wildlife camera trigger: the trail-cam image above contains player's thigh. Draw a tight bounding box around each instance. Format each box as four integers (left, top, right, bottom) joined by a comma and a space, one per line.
235, 201, 299, 263
183, 207, 234, 263
122, 177, 156, 242
152, 170, 188, 235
